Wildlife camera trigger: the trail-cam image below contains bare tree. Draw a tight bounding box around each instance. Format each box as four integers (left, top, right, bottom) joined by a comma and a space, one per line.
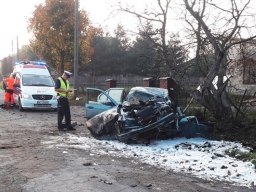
117, 0, 256, 127
183, 0, 256, 126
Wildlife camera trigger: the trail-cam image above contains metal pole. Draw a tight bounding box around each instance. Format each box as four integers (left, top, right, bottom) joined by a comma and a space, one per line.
17, 36, 19, 61
74, 0, 79, 98
12, 40, 13, 66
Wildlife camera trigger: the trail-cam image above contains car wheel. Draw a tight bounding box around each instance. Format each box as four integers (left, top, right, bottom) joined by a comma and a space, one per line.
53, 108, 57, 112
19, 99, 24, 112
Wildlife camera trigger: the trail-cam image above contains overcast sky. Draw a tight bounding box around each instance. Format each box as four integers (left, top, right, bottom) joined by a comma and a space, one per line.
0, 0, 255, 60
0, 0, 140, 59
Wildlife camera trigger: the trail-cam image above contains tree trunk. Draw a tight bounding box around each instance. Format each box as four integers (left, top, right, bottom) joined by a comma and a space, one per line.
59, 51, 65, 76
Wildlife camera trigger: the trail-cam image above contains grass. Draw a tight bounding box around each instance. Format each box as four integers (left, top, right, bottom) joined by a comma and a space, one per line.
67, 88, 86, 106
0, 81, 3, 89
227, 149, 256, 167
184, 107, 216, 122
68, 94, 86, 106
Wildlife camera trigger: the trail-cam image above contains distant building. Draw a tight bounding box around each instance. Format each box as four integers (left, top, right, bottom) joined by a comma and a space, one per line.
227, 40, 256, 95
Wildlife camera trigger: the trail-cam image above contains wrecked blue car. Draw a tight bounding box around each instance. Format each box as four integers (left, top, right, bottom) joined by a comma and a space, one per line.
85, 87, 214, 143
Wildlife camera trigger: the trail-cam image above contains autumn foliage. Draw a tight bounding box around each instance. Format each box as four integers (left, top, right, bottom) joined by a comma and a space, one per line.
28, 0, 102, 75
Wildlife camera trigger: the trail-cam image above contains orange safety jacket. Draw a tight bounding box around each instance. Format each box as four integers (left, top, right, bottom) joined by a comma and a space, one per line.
5, 77, 15, 90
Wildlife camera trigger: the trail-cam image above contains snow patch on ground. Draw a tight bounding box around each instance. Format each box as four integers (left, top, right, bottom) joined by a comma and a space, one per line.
42, 134, 256, 188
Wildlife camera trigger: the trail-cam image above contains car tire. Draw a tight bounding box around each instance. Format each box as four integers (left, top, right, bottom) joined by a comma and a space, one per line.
53, 108, 57, 112
18, 99, 24, 112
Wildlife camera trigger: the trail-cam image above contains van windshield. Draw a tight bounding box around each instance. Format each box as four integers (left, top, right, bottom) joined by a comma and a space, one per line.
22, 75, 55, 87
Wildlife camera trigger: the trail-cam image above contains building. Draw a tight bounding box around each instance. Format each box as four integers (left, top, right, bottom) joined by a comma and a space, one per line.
227, 40, 256, 95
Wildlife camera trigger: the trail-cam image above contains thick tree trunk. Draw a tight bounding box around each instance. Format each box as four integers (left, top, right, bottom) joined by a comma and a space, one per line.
197, 90, 233, 121
169, 67, 235, 127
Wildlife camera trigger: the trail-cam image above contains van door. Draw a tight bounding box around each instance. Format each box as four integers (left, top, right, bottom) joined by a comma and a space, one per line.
13, 73, 21, 103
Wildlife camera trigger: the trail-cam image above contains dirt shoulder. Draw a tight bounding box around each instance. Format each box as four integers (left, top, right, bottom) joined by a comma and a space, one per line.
0, 89, 254, 192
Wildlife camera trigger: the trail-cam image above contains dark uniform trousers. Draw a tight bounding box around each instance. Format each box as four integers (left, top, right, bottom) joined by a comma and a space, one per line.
57, 97, 71, 128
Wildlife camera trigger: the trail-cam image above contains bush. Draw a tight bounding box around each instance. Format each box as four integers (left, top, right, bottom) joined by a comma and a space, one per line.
0, 81, 3, 90
184, 107, 215, 122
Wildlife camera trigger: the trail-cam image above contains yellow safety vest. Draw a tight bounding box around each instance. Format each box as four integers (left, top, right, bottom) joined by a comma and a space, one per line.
56, 77, 70, 97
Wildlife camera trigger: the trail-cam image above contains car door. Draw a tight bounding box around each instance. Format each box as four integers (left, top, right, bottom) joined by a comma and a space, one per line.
85, 88, 125, 119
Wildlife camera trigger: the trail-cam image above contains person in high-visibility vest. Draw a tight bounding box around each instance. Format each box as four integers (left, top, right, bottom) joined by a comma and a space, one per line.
55, 70, 76, 131
3, 73, 15, 108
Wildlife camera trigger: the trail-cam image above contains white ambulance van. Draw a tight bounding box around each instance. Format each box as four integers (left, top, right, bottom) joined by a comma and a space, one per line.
12, 61, 57, 111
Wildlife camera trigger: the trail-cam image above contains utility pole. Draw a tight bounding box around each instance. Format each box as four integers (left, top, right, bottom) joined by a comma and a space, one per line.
73, 0, 79, 98
12, 40, 13, 66
17, 36, 19, 61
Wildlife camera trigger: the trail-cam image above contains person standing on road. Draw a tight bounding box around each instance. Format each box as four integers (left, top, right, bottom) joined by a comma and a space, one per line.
3, 73, 15, 108
55, 70, 76, 131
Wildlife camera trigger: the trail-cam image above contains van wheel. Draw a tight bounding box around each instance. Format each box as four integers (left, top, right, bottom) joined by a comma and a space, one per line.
19, 99, 24, 112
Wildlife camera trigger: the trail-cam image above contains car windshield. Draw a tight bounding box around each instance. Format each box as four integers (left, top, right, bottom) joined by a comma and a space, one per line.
22, 75, 55, 87
124, 87, 168, 105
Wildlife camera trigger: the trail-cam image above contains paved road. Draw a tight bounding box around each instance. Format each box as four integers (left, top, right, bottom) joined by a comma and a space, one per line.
0, 89, 254, 192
